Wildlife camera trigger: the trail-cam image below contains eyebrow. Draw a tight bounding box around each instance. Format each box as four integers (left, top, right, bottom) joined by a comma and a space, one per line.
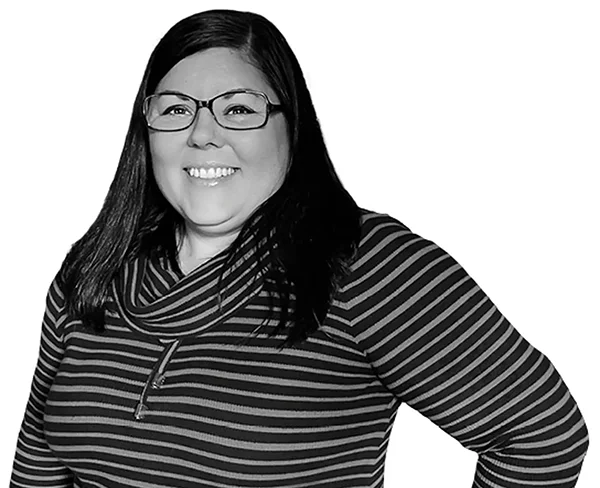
220, 91, 239, 101
155, 88, 257, 100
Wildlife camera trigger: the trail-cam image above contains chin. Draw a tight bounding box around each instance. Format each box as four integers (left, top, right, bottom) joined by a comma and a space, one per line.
184, 209, 239, 230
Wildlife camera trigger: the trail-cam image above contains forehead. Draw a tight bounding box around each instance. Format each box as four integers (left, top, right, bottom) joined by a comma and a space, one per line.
156, 47, 275, 100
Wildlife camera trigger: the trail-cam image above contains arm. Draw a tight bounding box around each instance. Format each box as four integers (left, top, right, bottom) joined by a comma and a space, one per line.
344, 215, 589, 487
10, 278, 74, 488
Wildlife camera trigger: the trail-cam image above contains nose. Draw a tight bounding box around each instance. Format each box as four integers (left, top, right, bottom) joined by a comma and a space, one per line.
187, 107, 222, 148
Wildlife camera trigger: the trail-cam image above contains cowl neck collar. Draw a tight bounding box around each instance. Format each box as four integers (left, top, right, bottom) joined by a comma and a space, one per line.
110, 231, 271, 340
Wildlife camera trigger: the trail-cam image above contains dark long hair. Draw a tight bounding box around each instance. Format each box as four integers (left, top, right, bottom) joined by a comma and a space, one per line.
59, 9, 362, 347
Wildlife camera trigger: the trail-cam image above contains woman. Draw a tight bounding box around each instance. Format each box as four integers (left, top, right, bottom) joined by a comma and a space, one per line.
10, 9, 588, 488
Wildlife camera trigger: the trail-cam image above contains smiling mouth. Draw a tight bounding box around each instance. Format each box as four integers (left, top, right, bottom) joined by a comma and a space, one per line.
183, 167, 240, 179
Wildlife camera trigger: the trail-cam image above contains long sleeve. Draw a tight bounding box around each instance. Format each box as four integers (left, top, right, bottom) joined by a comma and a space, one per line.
11, 278, 73, 487
344, 214, 589, 487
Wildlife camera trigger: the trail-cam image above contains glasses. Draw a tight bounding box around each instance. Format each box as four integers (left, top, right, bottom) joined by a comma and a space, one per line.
142, 89, 284, 131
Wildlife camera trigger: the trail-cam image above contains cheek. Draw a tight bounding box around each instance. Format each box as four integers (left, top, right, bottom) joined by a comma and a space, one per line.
148, 134, 177, 167
272, 122, 291, 171
237, 125, 289, 178
148, 134, 188, 190
147, 135, 183, 201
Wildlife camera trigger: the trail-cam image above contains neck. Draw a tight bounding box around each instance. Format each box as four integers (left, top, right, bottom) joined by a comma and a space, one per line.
177, 225, 240, 275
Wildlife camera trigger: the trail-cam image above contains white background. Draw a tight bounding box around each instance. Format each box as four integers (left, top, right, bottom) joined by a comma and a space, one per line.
0, 1, 598, 486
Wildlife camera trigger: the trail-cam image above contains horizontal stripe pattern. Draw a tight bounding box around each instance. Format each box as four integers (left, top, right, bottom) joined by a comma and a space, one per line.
11, 211, 588, 487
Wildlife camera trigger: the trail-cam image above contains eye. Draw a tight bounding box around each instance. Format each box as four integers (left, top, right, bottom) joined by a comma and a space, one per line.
161, 104, 194, 117
224, 104, 256, 116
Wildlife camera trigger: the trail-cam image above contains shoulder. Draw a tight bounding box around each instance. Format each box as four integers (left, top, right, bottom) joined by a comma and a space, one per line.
358, 208, 413, 241
42, 272, 69, 334
340, 209, 461, 299
354, 208, 436, 263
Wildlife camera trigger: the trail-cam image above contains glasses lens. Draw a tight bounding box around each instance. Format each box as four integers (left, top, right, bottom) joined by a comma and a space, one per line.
213, 92, 268, 129
144, 93, 196, 130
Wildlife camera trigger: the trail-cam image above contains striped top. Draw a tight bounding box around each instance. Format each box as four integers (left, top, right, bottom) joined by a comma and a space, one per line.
11, 210, 588, 487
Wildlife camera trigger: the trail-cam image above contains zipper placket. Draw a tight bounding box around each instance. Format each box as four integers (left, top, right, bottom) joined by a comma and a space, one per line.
134, 339, 181, 420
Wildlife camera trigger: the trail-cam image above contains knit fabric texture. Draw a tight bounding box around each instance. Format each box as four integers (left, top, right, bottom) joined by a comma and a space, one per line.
11, 210, 588, 487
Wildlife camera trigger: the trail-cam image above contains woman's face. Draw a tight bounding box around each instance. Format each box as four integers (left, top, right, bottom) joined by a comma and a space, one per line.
148, 48, 290, 238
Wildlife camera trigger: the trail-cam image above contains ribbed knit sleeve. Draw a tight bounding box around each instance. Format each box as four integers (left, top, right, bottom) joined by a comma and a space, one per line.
343, 214, 589, 487
11, 278, 73, 488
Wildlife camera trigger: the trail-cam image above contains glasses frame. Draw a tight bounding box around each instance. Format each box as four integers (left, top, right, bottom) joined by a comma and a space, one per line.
142, 88, 284, 132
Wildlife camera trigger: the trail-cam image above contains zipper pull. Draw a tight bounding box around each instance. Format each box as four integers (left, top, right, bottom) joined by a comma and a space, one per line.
151, 373, 166, 389
134, 402, 148, 420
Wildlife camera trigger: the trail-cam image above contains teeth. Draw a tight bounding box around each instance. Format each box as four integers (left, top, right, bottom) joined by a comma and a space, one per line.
186, 167, 236, 179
